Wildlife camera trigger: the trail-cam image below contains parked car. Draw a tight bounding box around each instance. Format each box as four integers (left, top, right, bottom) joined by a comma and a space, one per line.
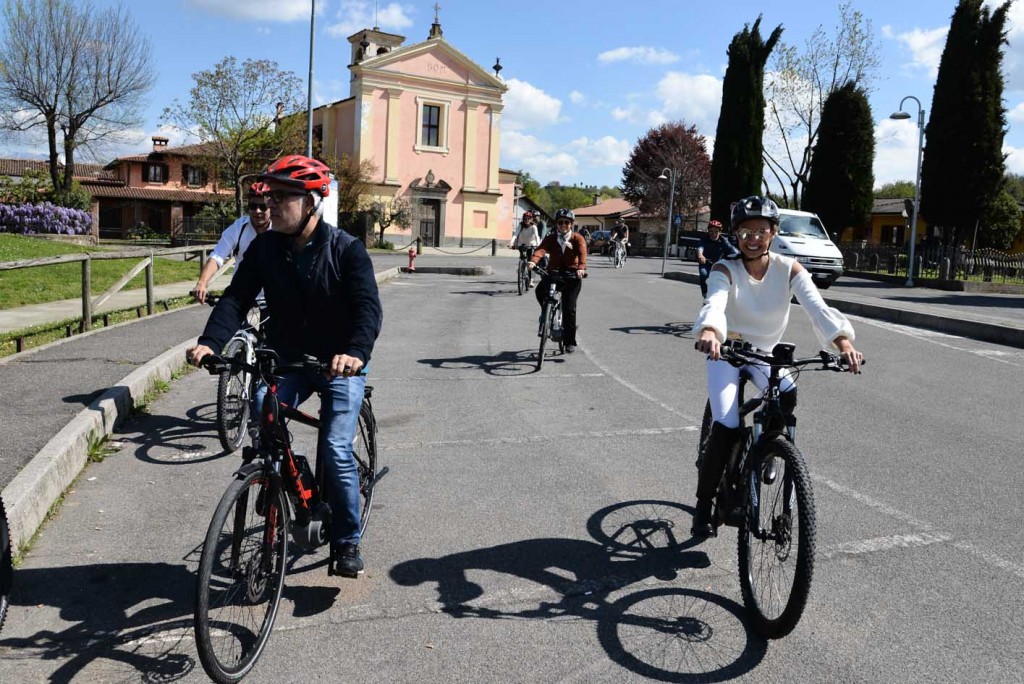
771, 209, 844, 288
588, 230, 611, 254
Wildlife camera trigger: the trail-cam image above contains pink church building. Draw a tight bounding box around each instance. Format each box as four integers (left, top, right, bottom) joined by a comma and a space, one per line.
312, 17, 517, 247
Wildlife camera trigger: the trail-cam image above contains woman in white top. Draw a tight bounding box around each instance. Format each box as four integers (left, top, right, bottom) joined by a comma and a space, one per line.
689, 196, 863, 537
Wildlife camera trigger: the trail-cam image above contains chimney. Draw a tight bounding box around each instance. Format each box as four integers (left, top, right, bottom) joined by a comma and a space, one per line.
152, 136, 169, 151
592, 193, 601, 206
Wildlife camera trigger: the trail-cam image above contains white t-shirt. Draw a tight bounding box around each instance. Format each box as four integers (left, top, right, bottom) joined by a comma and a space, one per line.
512, 223, 540, 247
209, 216, 269, 272
694, 252, 854, 351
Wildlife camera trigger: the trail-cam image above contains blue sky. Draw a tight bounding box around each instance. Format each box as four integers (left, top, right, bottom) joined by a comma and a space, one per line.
5, 0, 1024, 193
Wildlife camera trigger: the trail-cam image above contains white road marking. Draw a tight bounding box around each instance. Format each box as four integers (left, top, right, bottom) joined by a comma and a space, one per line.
819, 532, 951, 560
382, 426, 697, 451
851, 315, 1024, 367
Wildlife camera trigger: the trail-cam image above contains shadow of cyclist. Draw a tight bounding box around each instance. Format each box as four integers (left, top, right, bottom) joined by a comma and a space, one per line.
418, 350, 558, 377
123, 403, 237, 465
609, 322, 695, 339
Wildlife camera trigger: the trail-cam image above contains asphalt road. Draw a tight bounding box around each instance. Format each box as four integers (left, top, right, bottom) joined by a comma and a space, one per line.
2, 257, 1023, 682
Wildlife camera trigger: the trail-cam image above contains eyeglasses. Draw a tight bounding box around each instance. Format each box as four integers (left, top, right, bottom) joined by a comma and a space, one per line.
556, 220, 572, 226
247, 203, 268, 211
736, 227, 774, 240
265, 189, 307, 203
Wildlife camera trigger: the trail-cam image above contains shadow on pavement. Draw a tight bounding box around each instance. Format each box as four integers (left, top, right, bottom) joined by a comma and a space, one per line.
418, 350, 562, 376
390, 499, 767, 682
125, 403, 235, 466
610, 322, 695, 339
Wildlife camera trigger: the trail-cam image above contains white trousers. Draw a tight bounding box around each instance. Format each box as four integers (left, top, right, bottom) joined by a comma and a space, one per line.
706, 358, 795, 428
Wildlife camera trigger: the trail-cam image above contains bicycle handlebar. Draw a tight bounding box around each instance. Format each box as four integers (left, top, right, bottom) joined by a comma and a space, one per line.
531, 265, 587, 280
717, 340, 864, 373
199, 350, 330, 377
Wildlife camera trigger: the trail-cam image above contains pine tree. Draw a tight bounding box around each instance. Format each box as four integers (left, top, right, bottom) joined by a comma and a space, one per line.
919, 0, 1010, 247
709, 16, 783, 226
802, 82, 874, 240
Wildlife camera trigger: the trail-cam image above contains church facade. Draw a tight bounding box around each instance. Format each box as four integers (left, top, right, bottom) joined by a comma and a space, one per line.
312, 19, 516, 247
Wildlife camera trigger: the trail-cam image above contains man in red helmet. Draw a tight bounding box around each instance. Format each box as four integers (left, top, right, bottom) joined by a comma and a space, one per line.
188, 154, 383, 578
192, 181, 272, 303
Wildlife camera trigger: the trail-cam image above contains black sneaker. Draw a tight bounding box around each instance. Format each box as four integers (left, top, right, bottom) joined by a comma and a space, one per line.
330, 543, 364, 578
565, 345, 577, 354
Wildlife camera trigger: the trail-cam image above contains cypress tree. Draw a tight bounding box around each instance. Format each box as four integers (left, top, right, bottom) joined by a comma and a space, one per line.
919, 0, 1010, 247
709, 16, 783, 226
802, 82, 874, 241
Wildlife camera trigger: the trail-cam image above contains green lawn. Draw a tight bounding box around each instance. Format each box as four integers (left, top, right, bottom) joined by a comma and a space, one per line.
0, 234, 205, 309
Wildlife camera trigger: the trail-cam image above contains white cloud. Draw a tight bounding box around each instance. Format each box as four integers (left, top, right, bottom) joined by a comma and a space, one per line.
325, 1, 414, 38
314, 79, 347, 106
1009, 102, 1024, 123
501, 130, 578, 184
1004, 144, 1024, 174
1001, 2, 1024, 91
872, 117, 922, 187
598, 46, 679, 65
610, 107, 631, 121
889, 26, 947, 77
569, 136, 631, 168
184, 0, 312, 21
503, 78, 562, 131
654, 72, 722, 134
569, 90, 586, 105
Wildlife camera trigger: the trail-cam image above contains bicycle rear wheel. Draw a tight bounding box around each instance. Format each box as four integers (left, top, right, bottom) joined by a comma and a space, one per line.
354, 399, 378, 535
517, 261, 528, 295
737, 436, 815, 638
537, 301, 551, 370
195, 469, 289, 683
217, 339, 251, 454
0, 496, 11, 634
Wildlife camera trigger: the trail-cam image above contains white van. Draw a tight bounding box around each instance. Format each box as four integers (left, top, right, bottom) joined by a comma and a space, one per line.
770, 208, 844, 288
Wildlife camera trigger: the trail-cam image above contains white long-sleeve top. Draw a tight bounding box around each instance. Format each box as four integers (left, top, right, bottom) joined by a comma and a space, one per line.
511, 223, 540, 247
208, 216, 269, 272
694, 253, 854, 351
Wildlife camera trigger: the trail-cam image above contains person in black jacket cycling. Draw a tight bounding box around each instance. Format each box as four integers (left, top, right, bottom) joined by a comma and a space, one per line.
696, 219, 739, 298
188, 154, 383, 578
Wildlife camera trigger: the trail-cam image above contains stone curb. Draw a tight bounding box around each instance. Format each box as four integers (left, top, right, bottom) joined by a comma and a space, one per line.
1, 267, 404, 553
401, 266, 494, 276
1, 338, 195, 552
662, 271, 1024, 349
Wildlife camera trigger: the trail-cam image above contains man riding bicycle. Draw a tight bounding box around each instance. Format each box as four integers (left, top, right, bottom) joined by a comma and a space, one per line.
609, 219, 629, 256
528, 208, 587, 353
192, 181, 273, 303
696, 219, 739, 299
188, 154, 383, 577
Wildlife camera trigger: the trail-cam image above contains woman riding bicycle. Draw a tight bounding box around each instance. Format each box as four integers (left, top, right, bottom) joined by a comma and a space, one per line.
528, 208, 587, 354
690, 196, 863, 537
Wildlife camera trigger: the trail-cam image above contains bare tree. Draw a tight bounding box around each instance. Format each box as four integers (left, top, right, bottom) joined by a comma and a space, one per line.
762, 2, 880, 207
0, 0, 154, 194
162, 57, 305, 215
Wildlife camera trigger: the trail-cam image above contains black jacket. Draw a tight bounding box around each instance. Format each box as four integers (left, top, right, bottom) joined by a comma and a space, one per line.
199, 219, 383, 365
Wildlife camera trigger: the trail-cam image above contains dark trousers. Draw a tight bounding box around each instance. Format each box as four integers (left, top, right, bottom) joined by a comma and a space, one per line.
535, 276, 582, 345
698, 264, 711, 298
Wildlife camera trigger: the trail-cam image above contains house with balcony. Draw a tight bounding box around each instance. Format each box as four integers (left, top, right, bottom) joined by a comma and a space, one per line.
310, 16, 516, 247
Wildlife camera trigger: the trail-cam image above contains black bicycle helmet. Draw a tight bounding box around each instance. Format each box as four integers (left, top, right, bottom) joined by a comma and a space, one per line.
554, 208, 575, 222
730, 196, 780, 231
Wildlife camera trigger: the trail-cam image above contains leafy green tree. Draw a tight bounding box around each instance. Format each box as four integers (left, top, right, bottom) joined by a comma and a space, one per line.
764, 2, 880, 207
710, 16, 783, 225
368, 197, 412, 247
0, 167, 91, 210
548, 186, 594, 213
162, 57, 305, 215
0, 0, 154, 193
875, 180, 917, 199
622, 122, 711, 218
919, 0, 1011, 247
1003, 173, 1024, 203
802, 82, 874, 239
978, 189, 1021, 250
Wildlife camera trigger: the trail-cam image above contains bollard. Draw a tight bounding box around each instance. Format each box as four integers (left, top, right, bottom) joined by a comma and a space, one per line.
416, 236, 422, 255
408, 247, 417, 272
491, 238, 497, 256
939, 257, 951, 280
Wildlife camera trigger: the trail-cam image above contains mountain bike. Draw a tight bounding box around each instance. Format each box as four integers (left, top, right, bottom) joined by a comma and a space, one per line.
696, 340, 860, 638
532, 266, 582, 370
194, 349, 386, 683
199, 294, 268, 454
0, 495, 11, 633
515, 246, 534, 295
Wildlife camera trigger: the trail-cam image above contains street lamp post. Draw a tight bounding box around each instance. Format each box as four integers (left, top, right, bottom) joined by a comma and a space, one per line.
305, 0, 316, 157
657, 167, 676, 275
889, 95, 925, 287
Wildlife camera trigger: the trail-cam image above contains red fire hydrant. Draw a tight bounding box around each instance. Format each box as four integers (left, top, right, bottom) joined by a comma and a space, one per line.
408, 247, 417, 272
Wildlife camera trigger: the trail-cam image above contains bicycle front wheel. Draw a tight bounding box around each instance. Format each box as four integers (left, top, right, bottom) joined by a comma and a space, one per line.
354, 399, 378, 535
553, 302, 565, 354
217, 340, 251, 454
537, 301, 551, 370
517, 261, 527, 295
737, 436, 815, 638
195, 469, 289, 683
0, 497, 11, 634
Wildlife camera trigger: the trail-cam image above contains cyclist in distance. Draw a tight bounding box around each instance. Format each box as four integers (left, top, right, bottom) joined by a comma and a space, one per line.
527, 208, 587, 353
690, 195, 863, 538
187, 154, 383, 577
510, 210, 541, 257
610, 218, 629, 256
192, 181, 273, 303
696, 219, 739, 299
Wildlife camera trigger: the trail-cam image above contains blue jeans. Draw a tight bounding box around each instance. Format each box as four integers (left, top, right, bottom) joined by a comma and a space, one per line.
698, 264, 711, 298
256, 371, 366, 545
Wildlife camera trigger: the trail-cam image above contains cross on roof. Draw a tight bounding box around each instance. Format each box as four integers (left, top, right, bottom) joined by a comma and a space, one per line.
433, 2, 441, 23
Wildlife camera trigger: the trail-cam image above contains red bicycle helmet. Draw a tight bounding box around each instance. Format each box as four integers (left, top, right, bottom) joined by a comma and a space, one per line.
523, 210, 534, 219
259, 155, 332, 197
708, 219, 723, 230
247, 181, 271, 198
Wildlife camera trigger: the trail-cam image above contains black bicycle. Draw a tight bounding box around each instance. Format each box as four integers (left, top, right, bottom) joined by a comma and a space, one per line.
696, 340, 859, 638
532, 266, 582, 370
515, 246, 534, 295
194, 349, 386, 683
0, 495, 11, 633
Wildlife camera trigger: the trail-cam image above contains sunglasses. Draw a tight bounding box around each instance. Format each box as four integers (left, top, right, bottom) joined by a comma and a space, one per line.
248, 203, 268, 211
265, 189, 307, 203
736, 227, 774, 240
556, 220, 572, 226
